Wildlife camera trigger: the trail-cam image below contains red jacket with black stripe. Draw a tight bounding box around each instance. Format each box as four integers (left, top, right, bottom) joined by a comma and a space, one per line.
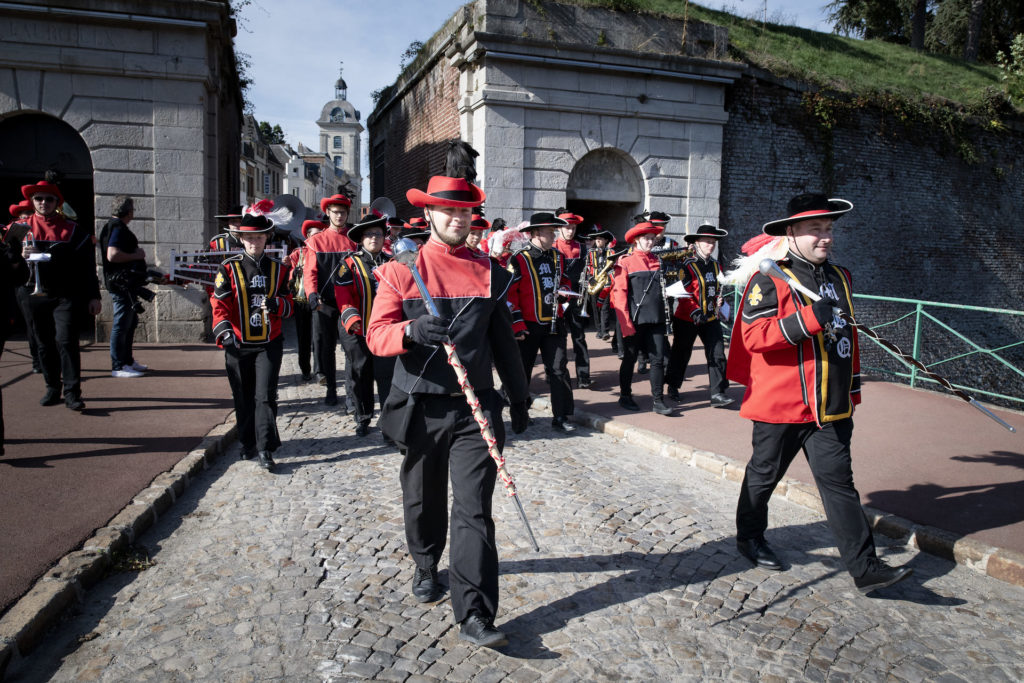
727, 252, 861, 425
211, 253, 293, 346
333, 249, 390, 335
507, 244, 572, 332
302, 227, 356, 306
673, 254, 723, 323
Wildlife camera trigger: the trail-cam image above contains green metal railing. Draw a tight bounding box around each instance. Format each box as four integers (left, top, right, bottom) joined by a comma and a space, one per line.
721, 288, 1024, 405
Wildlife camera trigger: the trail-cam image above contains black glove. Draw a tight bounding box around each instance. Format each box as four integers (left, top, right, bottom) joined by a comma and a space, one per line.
690, 310, 707, 326
218, 330, 240, 348
263, 296, 280, 314
510, 400, 530, 434
408, 315, 451, 346
810, 297, 840, 327
307, 292, 320, 310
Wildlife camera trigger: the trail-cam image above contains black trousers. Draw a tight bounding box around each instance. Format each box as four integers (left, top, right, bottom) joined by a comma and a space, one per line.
314, 306, 340, 394
15, 287, 41, 370
294, 301, 313, 376
564, 304, 590, 379
666, 318, 729, 396
594, 299, 614, 338
400, 391, 504, 623
736, 419, 876, 578
339, 329, 395, 425
518, 321, 574, 419
224, 336, 283, 453
613, 318, 647, 365
25, 293, 82, 398
620, 323, 667, 400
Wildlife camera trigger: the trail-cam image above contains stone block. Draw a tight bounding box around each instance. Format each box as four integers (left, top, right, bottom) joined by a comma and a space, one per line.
525, 190, 564, 210
723, 462, 746, 483
152, 79, 203, 104
624, 427, 674, 452
171, 450, 208, 479
154, 173, 204, 198
106, 505, 154, 542
523, 168, 568, 192
88, 96, 133, 124
661, 442, 694, 463
689, 122, 722, 145
40, 71, 72, 117
91, 148, 130, 171
125, 100, 154, 125
93, 171, 148, 195
133, 486, 173, 517
672, 140, 691, 159
155, 320, 207, 343
912, 525, 959, 561
47, 550, 109, 589
59, 46, 124, 73
128, 149, 154, 172
81, 122, 152, 149
600, 116, 619, 148
159, 287, 206, 322
525, 108, 562, 130
82, 526, 128, 555
151, 472, 186, 498
692, 449, 725, 476
483, 61, 519, 88
785, 482, 824, 513
694, 83, 724, 106
178, 197, 205, 220
154, 125, 203, 151
176, 104, 204, 128
0, 68, 18, 113
987, 549, 1024, 587
154, 195, 180, 220
155, 31, 205, 60
484, 103, 524, 128
155, 150, 203, 174
646, 177, 680, 196
71, 72, 151, 100
78, 23, 154, 53
523, 64, 578, 92
15, 69, 41, 110
0, 580, 77, 654
638, 118, 660, 137
951, 536, 991, 567
525, 149, 569, 171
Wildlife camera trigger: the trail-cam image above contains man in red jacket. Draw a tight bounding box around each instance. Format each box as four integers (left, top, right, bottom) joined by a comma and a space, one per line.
728, 193, 912, 594
303, 194, 356, 406
366, 141, 529, 648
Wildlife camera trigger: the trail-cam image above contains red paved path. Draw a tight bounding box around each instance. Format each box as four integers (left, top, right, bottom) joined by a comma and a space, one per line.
539, 333, 1024, 555
0, 341, 232, 615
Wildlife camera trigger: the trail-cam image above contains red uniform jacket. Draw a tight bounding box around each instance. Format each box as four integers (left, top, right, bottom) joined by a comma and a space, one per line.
727, 253, 861, 425
302, 227, 356, 305
212, 253, 293, 346
366, 237, 528, 401
22, 213, 100, 301
507, 244, 571, 332
673, 254, 723, 323
333, 249, 390, 335
585, 247, 613, 303
611, 250, 664, 337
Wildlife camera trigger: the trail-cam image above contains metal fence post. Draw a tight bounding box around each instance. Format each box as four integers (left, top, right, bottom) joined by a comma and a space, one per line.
910, 302, 923, 388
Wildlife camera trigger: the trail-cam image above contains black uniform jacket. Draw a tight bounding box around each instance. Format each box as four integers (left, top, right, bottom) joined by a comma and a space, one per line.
333, 248, 390, 335
212, 252, 293, 345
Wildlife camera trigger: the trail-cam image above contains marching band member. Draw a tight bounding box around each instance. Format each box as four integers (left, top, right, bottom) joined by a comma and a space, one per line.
611, 220, 672, 415
466, 212, 489, 253
583, 226, 616, 341
18, 180, 101, 411
333, 214, 394, 438
0, 206, 29, 454
209, 206, 244, 252
648, 211, 681, 253
290, 219, 324, 381
211, 204, 293, 472
508, 212, 577, 432
729, 193, 912, 594
6, 199, 41, 374
382, 216, 406, 256
666, 224, 733, 407
366, 140, 529, 648
303, 193, 357, 406
554, 209, 591, 389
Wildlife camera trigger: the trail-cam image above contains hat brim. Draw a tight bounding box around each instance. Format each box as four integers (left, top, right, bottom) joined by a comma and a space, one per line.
347, 216, 388, 242
624, 224, 664, 243
762, 200, 852, 236
406, 186, 485, 208
684, 228, 728, 243
21, 183, 64, 205
228, 226, 275, 234
519, 217, 569, 232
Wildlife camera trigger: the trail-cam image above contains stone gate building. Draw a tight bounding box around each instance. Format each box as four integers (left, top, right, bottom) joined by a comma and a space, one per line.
0, 0, 243, 342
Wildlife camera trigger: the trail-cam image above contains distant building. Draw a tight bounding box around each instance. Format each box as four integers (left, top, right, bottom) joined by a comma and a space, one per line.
240, 114, 284, 205
316, 67, 363, 212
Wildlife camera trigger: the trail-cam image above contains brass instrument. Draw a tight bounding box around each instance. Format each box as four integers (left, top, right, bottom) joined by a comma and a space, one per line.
586, 257, 617, 296
24, 231, 50, 296
291, 247, 307, 303
657, 254, 672, 336
551, 249, 562, 335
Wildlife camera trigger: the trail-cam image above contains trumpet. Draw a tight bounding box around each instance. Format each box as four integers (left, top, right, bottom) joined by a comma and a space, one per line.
24, 231, 51, 296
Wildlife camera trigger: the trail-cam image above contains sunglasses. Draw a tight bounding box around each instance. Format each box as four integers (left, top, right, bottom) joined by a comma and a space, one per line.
32, 195, 57, 202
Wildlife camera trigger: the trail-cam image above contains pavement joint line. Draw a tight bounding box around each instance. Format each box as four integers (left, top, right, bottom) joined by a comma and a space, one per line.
0, 415, 238, 672
529, 394, 1024, 589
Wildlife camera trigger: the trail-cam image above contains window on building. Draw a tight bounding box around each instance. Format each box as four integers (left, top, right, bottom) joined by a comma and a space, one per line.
333, 136, 342, 149
334, 156, 343, 172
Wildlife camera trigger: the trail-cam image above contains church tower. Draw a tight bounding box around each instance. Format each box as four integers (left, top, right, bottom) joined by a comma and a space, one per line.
317, 63, 363, 203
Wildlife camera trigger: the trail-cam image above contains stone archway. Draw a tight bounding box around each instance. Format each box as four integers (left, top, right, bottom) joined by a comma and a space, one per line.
565, 148, 644, 241
0, 112, 94, 235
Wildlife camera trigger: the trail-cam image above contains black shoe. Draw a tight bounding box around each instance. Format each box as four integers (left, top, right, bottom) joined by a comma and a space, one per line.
637, 361, 649, 374
301, 372, 312, 381
618, 395, 640, 411
40, 388, 61, 406
652, 399, 672, 415
411, 566, 443, 603
710, 393, 735, 408
240, 447, 256, 461
736, 537, 783, 571
459, 614, 508, 648
854, 560, 913, 594
355, 422, 370, 437
578, 375, 592, 390
551, 417, 576, 433
383, 434, 395, 446
256, 451, 275, 472
65, 394, 85, 411
667, 387, 681, 401
324, 393, 338, 406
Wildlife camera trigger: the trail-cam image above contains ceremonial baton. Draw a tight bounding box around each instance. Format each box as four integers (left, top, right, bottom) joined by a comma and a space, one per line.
393, 238, 541, 551
758, 259, 1016, 433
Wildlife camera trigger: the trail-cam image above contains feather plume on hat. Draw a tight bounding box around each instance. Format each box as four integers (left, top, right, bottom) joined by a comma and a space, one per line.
720, 234, 787, 287
445, 139, 479, 183
488, 225, 530, 258
244, 198, 293, 228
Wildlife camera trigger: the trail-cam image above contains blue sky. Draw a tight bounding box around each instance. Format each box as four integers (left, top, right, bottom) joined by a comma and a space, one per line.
234, 1, 834, 197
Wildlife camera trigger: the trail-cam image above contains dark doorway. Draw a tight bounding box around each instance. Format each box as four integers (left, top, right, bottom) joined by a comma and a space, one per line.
565, 199, 640, 244
0, 112, 96, 337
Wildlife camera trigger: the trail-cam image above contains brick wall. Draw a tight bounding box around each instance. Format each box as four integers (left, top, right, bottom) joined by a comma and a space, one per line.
720, 75, 1024, 405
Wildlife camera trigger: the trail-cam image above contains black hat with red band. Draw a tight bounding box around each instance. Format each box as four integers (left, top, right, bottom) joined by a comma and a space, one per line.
684, 224, 728, 243
762, 193, 852, 236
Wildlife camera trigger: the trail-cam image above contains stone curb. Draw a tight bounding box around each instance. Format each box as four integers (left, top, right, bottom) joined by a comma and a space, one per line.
531, 396, 1024, 589
0, 417, 238, 678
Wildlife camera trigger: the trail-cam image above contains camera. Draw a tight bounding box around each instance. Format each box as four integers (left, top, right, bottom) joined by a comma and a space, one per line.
109, 267, 164, 314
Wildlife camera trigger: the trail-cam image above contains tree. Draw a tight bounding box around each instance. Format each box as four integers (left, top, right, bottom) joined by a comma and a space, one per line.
911, 0, 929, 49
827, 0, 915, 42
928, 0, 1024, 62
964, 0, 986, 61
258, 121, 286, 144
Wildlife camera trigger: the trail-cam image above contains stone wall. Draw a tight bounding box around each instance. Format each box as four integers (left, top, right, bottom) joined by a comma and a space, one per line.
0, 0, 242, 342
720, 74, 1024, 405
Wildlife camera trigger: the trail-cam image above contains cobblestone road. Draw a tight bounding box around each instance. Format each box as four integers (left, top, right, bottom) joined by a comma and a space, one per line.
11, 348, 1024, 681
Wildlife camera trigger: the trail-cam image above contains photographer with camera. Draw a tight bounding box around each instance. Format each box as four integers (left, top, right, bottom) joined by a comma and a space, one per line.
100, 195, 149, 378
